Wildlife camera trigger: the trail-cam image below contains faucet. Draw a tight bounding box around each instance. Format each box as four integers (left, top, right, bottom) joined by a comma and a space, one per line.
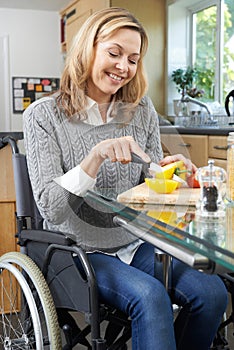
181, 95, 213, 115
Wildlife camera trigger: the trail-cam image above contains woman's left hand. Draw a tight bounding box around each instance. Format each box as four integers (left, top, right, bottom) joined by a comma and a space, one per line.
159, 154, 197, 175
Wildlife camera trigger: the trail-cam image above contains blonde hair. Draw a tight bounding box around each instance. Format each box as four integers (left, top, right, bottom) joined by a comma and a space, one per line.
58, 7, 148, 118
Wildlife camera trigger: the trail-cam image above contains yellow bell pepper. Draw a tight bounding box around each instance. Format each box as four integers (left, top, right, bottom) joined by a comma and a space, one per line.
145, 178, 178, 194
155, 160, 188, 181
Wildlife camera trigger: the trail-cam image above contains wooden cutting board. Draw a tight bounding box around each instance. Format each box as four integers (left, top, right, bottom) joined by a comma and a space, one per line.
117, 183, 201, 206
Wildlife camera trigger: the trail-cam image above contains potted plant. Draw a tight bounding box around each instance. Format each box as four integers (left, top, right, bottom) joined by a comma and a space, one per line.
171, 66, 204, 115
172, 66, 204, 98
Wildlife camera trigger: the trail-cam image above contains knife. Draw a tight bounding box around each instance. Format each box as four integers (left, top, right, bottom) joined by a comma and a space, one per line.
131, 152, 188, 186
131, 152, 163, 178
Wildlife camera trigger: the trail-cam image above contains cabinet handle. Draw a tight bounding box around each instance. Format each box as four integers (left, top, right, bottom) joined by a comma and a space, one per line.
67, 8, 76, 19
213, 145, 228, 151
178, 143, 191, 148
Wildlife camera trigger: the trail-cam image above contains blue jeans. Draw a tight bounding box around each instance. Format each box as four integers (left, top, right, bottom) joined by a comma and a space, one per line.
77, 242, 228, 350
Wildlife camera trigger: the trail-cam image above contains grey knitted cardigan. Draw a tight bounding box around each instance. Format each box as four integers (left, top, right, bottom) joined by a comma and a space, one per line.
23, 94, 163, 252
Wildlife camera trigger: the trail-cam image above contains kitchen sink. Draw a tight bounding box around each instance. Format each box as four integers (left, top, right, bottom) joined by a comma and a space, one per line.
173, 115, 234, 128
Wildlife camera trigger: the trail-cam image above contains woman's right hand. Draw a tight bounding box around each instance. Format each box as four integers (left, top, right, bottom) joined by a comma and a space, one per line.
93, 136, 150, 163
80, 136, 151, 178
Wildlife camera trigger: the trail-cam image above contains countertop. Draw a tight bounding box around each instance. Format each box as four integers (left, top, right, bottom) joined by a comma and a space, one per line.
0, 127, 232, 141
160, 125, 234, 136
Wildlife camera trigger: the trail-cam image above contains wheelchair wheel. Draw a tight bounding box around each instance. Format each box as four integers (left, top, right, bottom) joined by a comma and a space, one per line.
0, 252, 61, 349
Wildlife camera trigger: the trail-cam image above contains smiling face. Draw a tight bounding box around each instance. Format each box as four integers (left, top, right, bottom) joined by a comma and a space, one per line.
87, 28, 141, 104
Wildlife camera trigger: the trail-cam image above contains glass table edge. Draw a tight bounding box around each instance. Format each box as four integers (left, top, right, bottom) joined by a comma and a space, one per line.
85, 190, 234, 272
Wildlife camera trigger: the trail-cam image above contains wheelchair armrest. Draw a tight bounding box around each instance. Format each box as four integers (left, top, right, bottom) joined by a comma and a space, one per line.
20, 229, 76, 246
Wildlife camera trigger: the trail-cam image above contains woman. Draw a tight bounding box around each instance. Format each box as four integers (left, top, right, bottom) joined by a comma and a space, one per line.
23, 7, 227, 350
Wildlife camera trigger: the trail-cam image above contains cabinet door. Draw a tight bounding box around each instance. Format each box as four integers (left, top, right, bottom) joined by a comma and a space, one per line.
208, 136, 227, 160
66, 9, 92, 50
0, 202, 17, 256
65, 0, 109, 51
0, 202, 20, 313
160, 134, 208, 167
160, 133, 171, 157
0, 144, 15, 201
179, 135, 208, 167
208, 158, 227, 170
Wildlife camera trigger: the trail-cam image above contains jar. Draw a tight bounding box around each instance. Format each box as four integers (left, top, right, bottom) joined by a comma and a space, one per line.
226, 132, 234, 204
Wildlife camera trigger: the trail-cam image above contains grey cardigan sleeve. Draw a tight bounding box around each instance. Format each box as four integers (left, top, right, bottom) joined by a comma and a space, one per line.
23, 98, 84, 226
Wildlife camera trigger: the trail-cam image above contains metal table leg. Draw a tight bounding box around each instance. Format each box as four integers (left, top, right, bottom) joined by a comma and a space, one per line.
154, 249, 172, 291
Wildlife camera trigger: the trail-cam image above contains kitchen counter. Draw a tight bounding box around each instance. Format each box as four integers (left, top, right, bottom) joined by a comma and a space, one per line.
1, 127, 231, 139
160, 125, 230, 169
160, 125, 234, 136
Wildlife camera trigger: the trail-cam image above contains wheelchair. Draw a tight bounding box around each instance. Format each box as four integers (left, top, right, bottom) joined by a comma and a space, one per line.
0, 135, 232, 350
0, 135, 131, 349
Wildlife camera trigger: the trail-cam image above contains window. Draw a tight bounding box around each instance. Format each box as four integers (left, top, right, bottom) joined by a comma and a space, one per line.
190, 0, 234, 104
167, 0, 234, 114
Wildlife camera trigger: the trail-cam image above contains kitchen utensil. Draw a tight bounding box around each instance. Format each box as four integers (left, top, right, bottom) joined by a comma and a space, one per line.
131, 152, 163, 178
225, 89, 234, 116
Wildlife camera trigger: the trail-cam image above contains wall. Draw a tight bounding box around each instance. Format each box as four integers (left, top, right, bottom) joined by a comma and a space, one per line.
166, 2, 188, 116
0, 2, 166, 130
111, 0, 166, 115
0, 34, 10, 131
0, 8, 62, 131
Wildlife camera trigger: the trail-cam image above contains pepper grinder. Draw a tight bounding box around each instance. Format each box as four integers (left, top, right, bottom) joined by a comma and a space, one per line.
196, 160, 226, 219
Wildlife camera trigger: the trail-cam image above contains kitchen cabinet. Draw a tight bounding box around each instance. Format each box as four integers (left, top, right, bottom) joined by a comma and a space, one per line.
0, 202, 17, 256
0, 144, 18, 257
160, 132, 228, 170
0, 135, 23, 314
60, 0, 109, 53
160, 133, 209, 168
208, 135, 227, 170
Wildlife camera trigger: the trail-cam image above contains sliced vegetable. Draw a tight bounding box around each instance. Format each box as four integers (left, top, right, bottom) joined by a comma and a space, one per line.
186, 174, 200, 188
147, 210, 177, 225
155, 160, 187, 180
146, 210, 188, 238
145, 178, 178, 194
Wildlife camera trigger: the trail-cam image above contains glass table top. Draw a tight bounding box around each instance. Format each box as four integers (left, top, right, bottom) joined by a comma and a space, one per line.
85, 189, 234, 273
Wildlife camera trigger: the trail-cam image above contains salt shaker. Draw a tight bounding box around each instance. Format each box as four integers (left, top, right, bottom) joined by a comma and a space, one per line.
196, 160, 226, 218
226, 132, 234, 204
